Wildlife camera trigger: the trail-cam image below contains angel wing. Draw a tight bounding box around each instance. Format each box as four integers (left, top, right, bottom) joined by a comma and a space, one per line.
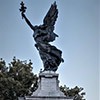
43, 1, 58, 32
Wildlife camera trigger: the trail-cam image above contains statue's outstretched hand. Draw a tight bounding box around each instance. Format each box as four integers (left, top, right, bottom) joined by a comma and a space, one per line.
19, 1, 27, 19
21, 13, 25, 19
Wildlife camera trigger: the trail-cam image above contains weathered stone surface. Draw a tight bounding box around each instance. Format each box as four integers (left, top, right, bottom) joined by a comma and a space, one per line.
31, 71, 64, 97
25, 96, 72, 100
25, 71, 73, 100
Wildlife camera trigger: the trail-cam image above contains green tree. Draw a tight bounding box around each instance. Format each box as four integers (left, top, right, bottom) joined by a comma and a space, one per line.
60, 85, 85, 100
0, 57, 38, 100
0, 57, 85, 100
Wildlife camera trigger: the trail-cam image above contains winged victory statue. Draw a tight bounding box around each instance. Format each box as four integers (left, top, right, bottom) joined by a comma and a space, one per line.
20, 1, 64, 72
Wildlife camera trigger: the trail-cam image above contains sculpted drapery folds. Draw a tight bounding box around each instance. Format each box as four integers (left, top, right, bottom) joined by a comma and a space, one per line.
20, 1, 64, 71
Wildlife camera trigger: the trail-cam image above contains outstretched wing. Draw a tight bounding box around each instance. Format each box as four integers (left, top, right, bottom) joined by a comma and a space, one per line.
43, 1, 58, 31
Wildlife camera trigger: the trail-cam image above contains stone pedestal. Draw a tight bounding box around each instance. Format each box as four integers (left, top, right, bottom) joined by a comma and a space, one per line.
25, 71, 73, 100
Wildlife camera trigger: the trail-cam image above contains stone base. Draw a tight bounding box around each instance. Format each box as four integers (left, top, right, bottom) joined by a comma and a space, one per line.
25, 71, 73, 100
25, 96, 72, 100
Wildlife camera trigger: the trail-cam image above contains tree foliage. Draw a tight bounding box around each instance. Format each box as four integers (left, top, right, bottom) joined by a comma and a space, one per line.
0, 57, 38, 100
0, 57, 85, 100
60, 85, 85, 100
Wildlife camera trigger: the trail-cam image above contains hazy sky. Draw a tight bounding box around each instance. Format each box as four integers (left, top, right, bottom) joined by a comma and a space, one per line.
0, 0, 99, 100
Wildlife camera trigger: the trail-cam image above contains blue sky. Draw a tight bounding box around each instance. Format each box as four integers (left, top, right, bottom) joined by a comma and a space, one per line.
0, 0, 99, 100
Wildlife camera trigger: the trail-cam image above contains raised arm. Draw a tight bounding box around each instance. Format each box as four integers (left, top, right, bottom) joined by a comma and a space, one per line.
20, 1, 35, 31
21, 13, 35, 31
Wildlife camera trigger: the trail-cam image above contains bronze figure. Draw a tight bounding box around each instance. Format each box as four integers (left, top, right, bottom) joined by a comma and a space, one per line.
20, 1, 64, 71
